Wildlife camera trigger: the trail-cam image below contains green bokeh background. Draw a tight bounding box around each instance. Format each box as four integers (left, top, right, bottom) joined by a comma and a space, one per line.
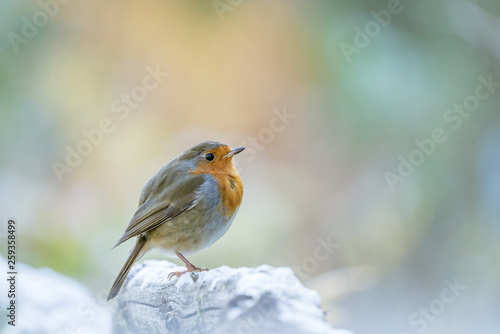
1, 0, 499, 333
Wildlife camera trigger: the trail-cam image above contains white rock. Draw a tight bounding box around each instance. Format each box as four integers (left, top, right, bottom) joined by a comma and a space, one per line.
113, 260, 352, 334
0, 257, 112, 334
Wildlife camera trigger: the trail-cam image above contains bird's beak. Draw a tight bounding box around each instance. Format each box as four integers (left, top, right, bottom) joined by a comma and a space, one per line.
223, 147, 245, 158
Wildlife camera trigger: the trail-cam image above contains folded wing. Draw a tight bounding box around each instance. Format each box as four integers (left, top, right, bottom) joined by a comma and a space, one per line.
112, 174, 206, 248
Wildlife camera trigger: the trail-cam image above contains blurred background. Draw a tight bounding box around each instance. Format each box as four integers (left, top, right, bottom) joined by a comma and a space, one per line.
1, 0, 499, 333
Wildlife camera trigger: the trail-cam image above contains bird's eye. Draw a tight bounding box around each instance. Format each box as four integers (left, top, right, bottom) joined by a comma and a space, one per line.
205, 153, 215, 161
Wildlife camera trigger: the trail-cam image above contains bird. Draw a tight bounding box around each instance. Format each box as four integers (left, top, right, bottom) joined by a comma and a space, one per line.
107, 141, 244, 301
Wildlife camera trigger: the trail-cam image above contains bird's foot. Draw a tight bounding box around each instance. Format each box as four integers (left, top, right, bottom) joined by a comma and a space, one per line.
168, 266, 208, 281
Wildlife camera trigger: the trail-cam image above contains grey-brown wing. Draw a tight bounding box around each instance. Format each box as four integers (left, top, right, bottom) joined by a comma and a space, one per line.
112, 174, 205, 248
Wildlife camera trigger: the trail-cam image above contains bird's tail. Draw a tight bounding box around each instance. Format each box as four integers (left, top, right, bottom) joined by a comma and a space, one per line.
107, 235, 147, 301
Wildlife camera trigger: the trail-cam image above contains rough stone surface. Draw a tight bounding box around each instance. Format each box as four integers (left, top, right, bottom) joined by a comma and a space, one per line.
113, 260, 352, 334
0, 257, 112, 334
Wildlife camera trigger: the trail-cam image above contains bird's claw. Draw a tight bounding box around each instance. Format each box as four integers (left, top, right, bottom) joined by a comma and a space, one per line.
168, 267, 208, 281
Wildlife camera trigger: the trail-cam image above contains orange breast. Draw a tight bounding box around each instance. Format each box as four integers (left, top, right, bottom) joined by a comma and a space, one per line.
216, 173, 243, 218
189, 146, 243, 219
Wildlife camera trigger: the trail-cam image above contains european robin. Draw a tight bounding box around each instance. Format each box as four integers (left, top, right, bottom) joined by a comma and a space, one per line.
107, 141, 244, 301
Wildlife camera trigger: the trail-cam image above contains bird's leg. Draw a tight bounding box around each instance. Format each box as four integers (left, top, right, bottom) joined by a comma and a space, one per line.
168, 252, 208, 280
